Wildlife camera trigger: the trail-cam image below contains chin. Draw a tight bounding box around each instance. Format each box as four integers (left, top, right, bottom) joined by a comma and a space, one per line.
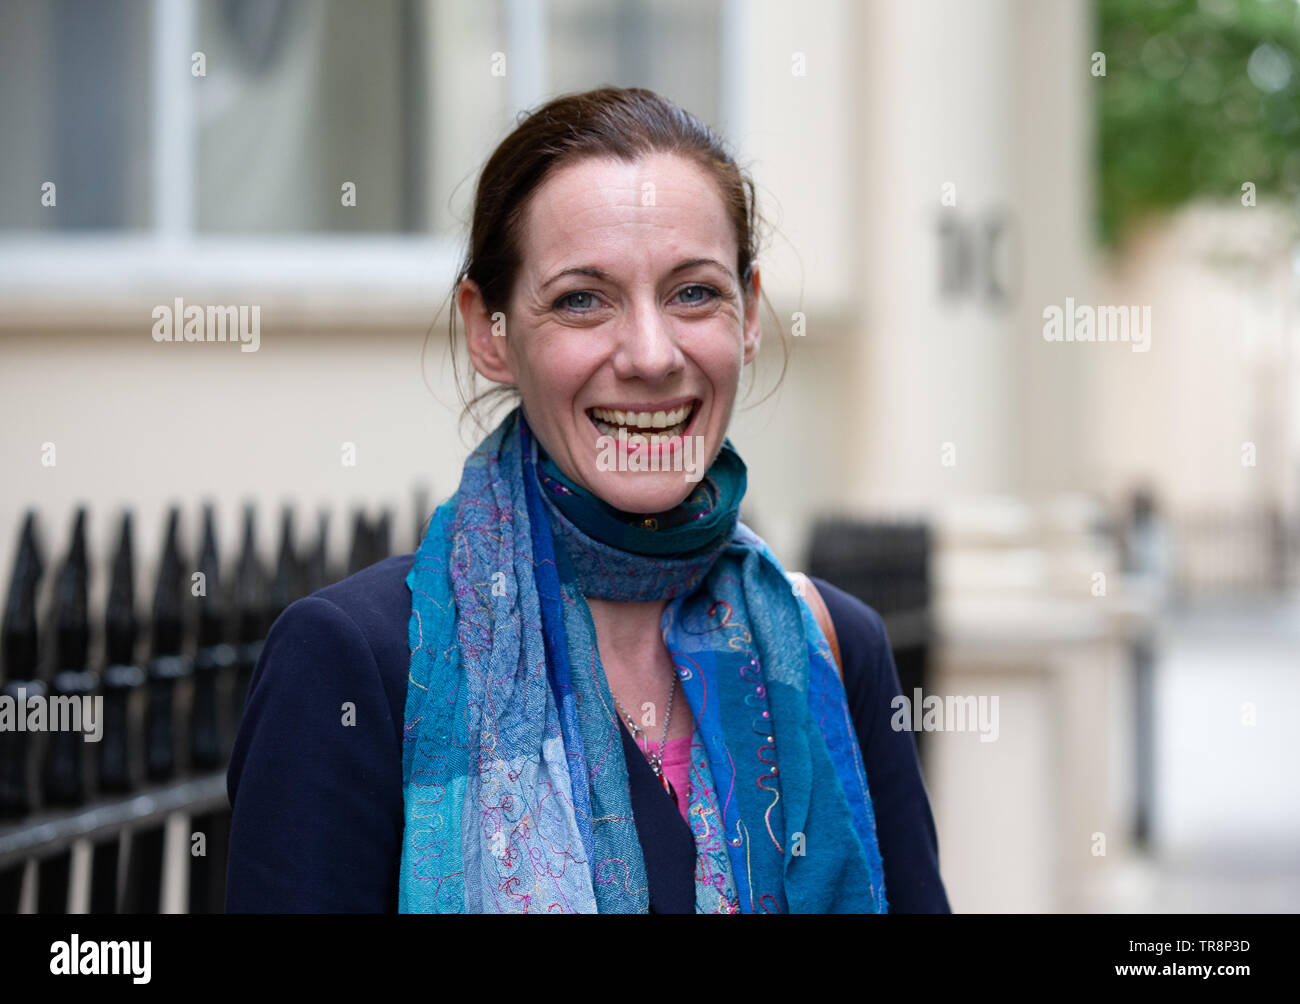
590, 470, 698, 514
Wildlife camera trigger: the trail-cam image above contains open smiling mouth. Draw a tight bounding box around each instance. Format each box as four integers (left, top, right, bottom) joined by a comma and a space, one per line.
586, 400, 699, 441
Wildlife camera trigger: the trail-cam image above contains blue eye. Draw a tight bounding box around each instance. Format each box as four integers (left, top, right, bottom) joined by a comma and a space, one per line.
676, 284, 719, 305
556, 291, 597, 311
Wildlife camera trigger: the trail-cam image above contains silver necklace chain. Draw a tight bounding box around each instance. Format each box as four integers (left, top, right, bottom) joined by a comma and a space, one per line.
612, 673, 676, 784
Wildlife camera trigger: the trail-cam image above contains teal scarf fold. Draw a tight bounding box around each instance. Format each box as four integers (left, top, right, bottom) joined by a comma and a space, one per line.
400, 406, 887, 913
536, 440, 747, 557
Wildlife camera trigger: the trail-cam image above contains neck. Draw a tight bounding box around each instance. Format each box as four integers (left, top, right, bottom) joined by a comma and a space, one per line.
587, 593, 695, 744
585, 595, 667, 653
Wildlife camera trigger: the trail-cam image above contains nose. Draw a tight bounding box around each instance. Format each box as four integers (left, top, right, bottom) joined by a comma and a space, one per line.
610, 299, 685, 383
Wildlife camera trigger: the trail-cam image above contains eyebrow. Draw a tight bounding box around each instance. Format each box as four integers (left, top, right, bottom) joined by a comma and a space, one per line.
539, 258, 732, 291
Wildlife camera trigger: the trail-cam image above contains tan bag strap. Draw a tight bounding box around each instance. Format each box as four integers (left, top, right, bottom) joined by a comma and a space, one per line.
788, 572, 842, 679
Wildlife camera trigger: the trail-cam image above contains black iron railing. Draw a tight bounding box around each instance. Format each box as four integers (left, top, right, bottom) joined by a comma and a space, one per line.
0, 500, 403, 913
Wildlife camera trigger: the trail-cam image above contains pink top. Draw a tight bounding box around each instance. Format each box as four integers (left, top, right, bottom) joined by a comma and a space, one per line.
633, 734, 694, 824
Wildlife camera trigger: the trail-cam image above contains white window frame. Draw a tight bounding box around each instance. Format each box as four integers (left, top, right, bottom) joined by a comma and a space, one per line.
0, 0, 751, 330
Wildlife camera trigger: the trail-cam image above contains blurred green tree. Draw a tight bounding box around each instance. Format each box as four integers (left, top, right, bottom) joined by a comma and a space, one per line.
1098, 0, 1300, 245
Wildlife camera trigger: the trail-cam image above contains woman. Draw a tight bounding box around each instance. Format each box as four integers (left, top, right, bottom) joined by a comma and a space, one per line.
226, 87, 949, 914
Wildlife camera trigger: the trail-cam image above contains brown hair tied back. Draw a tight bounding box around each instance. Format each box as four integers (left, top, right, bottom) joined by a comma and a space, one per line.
444, 86, 787, 436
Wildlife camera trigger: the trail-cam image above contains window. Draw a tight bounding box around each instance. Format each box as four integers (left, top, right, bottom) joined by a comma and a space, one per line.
0, 0, 783, 326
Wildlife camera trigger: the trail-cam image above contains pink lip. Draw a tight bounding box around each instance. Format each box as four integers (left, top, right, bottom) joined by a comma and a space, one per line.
586, 396, 697, 414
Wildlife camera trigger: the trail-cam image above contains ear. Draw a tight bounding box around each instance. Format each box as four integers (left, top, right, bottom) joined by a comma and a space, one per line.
459, 279, 516, 384
741, 266, 762, 365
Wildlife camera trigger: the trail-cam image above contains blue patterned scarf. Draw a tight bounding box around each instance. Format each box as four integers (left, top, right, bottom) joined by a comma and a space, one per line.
400, 406, 887, 913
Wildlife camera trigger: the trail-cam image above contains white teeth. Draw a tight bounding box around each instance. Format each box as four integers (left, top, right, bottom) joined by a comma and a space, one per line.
589, 403, 694, 439
590, 404, 692, 430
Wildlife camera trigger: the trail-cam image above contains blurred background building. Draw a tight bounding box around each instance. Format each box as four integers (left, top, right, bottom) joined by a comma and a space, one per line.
1, 0, 1297, 913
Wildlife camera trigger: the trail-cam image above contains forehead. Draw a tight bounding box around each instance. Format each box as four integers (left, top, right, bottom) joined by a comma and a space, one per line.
516, 153, 737, 279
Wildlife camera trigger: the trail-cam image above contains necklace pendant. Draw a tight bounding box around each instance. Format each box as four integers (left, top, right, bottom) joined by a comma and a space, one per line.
648, 758, 672, 794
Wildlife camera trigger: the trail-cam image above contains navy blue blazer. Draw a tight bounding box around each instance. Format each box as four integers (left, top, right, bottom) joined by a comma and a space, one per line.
225, 554, 950, 913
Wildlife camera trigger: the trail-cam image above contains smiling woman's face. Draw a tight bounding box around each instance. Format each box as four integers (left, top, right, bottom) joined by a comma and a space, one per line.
462, 152, 761, 514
